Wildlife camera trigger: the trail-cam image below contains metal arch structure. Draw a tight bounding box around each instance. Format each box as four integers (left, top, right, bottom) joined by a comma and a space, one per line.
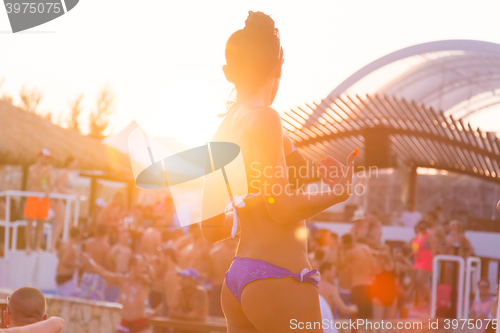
314, 40, 500, 121
282, 94, 500, 187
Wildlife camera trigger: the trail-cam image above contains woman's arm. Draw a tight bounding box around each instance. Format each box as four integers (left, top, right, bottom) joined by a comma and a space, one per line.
201, 212, 235, 243
3, 317, 64, 333
248, 107, 355, 224
200, 107, 355, 241
80, 253, 123, 286
58, 244, 81, 270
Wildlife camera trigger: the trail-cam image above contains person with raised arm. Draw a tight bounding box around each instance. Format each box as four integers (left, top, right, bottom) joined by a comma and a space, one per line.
317, 262, 358, 317
80, 253, 160, 333
169, 268, 209, 322
200, 11, 357, 332
80, 224, 110, 301
1, 317, 64, 333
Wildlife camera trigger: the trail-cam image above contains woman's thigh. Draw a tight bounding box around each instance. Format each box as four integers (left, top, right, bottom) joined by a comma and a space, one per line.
241, 277, 323, 333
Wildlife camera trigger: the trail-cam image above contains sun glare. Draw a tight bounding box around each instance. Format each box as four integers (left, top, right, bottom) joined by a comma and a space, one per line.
145, 77, 227, 147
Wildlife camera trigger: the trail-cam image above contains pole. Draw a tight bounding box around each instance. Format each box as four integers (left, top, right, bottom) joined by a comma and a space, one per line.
62, 199, 71, 241
496, 276, 500, 333
4, 194, 11, 260
74, 199, 80, 227
431, 255, 465, 319
408, 166, 417, 204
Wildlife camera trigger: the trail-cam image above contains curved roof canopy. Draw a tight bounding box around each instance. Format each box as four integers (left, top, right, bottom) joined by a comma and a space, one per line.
283, 40, 500, 184
317, 40, 500, 121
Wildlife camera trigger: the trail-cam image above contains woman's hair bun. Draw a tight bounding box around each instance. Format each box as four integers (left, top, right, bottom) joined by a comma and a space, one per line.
244, 11, 277, 35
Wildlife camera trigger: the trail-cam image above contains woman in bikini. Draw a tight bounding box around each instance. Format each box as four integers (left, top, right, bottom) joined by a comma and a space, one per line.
201, 11, 356, 332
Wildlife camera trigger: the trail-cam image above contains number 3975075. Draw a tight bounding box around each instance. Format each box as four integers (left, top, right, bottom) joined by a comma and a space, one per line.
5, 3, 62, 14
443, 319, 497, 330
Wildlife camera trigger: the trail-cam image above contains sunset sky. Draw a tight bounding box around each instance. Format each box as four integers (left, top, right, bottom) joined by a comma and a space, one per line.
1, 0, 500, 145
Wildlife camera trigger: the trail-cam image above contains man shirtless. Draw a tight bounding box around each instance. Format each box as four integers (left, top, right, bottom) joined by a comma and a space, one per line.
138, 221, 161, 259
80, 224, 110, 301
350, 219, 369, 243
207, 236, 238, 317
81, 253, 160, 333
318, 262, 358, 317
3, 287, 48, 328
55, 227, 82, 297
138, 222, 163, 309
108, 229, 133, 272
170, 268, 209, 322
23, 149, 52, 254
340, 234, 375, 319
105, 229, 132, 302
96, 192, 126, 233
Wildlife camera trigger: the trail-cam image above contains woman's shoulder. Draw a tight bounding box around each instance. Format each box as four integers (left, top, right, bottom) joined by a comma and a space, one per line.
235, 105, 282, 131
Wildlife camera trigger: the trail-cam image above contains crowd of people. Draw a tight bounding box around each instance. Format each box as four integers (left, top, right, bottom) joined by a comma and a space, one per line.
46, 191, 496, 330
2, 9, 500, 333
4, 149, 499, 332
5, 195, 499, 332
49, 192, 236, 332
307, 205, 498, 329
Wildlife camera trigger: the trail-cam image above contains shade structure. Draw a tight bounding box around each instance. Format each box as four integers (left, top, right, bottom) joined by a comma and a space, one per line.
283, 40, 500, 186
0, 100, 132, 180
283, 94, 500, 184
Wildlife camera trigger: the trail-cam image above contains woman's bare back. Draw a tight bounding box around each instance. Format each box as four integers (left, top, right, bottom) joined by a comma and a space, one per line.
212, 104, 311, 272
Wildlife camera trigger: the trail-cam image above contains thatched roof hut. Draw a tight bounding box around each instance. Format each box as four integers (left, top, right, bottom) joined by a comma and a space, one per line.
0, 100, 132, 180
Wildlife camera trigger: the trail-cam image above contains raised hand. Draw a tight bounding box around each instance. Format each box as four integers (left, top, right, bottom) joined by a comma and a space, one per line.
78, 252, 91, 267
317, 148, 357, 193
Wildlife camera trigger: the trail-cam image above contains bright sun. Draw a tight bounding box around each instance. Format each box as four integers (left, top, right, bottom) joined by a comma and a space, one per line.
143, 77, 227, 147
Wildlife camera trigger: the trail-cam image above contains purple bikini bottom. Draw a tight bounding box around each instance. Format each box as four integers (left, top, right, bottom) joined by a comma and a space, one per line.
225, 256, 321, 302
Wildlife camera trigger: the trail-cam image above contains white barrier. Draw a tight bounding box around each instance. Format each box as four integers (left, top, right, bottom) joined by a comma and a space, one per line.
463, 256, 481, 319
0, 190, 83, 260
431, 254, 465, 319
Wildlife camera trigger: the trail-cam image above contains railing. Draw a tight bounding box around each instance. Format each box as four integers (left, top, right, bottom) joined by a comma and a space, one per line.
150, 316, 227, 332
431, 254, 465, 319
463, 256, 481, 319
0, 299, 6, 328
0, 190, 84, 259
430, 254, 500, 323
